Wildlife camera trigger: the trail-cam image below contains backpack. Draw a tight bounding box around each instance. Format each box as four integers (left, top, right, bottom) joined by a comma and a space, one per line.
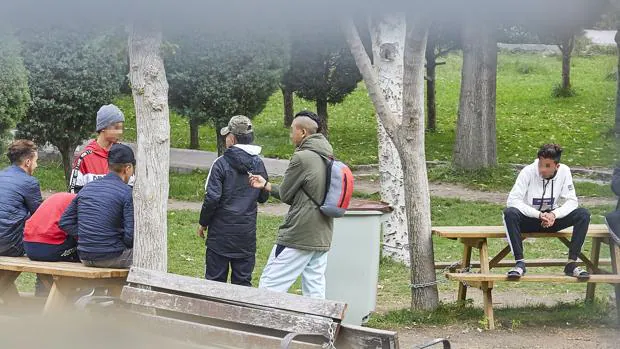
302, 151, 354, 218
605, 199, 620, 246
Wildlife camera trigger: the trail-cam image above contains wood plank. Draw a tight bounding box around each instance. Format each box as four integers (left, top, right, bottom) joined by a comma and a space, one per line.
609, 243, 620, 324
0, 270, 20, 303
0, 257, 128, 279
457, 245, 472, 301
435, 259, 613, 269
334, 323, 399, 349
121, 286, 336, 335
124, 311, 322, 349
43, 277, 73, 313
586, 237, 603, 302
479, 240, 495, 330
126, 267, 347, 320
446, 273, 620, 283
488, 245, 512, 269
433, 224, 609, 239
557, 237, 599, 272
460, 238, 483, 249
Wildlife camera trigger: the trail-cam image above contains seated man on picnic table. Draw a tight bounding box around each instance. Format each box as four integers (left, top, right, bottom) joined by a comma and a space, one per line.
59, 144, 135, 269
503, 143, 591, 278
197, 115, 269, 286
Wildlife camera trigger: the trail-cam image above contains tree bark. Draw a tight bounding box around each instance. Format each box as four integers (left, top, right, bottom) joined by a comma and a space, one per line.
400, 16, 437, 311
559, 35, 574, 91
128, 23, 170, 272
283, 87, 294, 128
316, 99, 329, 139
454, 17, 497, 170
615, 28, 620, 137
59, 144, 73, 188
215, 127, 226, 156
344, 15, 438, 310
189, 118, 200, 149
425, 40, 437, 132
369, 14, 410, 264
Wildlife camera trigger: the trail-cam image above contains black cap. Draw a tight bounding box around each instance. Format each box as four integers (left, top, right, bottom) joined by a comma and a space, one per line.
108, 144, 136, 165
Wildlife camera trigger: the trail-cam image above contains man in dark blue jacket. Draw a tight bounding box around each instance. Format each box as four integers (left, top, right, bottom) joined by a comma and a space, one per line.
60, 144, 135, 268
0, 140, 42, 256
198, 115, 269, 286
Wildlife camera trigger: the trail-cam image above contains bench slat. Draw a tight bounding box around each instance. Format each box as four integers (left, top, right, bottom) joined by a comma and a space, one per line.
434, 259, 613, 269
0, 257, 128, 279
126, 267, 347, 320
433, 224, 609, 239
121, 286, 336, 335
446, 273, 620, 283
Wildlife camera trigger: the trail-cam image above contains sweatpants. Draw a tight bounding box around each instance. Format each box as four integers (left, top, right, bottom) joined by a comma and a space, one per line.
81, 249, 133, 269
259, 244, 329, 299
503, 207, 590, 261
24, 236, 79, 262
205, 249, 255, 287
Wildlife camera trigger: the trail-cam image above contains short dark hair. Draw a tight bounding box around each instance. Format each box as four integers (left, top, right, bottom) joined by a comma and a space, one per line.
7, 140, 37, 165
537, 143, 563, 163
294, 110, 322, 133
234, 132, 254, 145
109, 163, 132, 173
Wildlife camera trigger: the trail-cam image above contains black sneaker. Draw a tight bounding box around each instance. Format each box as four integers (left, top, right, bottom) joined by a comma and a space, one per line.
564, 262, 590, 279
507, 261, 526, 278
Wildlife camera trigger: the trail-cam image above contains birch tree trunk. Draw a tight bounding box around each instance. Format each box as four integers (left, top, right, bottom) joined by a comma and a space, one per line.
343, 15, 438, 310
454, 17, 497, 170
369, 14, 410, 264
615, 28, 620, 137
128, 23, 170, 272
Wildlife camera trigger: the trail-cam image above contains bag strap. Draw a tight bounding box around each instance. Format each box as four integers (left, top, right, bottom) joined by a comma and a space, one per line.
298, 149, 332, 207
68, 150, 93, 193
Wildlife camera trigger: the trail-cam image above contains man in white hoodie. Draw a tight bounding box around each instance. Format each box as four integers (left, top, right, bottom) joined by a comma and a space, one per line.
504, 144, 590, 278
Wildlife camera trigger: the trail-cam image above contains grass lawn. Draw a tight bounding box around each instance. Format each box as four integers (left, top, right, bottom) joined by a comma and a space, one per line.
118, 52, 619, 168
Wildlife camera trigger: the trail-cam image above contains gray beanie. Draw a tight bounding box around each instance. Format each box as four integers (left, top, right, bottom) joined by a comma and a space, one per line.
96, 104, 125, 132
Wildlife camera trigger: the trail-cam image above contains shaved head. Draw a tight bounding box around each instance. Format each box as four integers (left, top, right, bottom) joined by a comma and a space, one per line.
292, 116, 318, 135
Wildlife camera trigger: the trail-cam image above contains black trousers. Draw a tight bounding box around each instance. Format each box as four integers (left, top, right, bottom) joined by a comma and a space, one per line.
24, 236, 79, 262
503, 207, 590, 261
205, 249, 255, 287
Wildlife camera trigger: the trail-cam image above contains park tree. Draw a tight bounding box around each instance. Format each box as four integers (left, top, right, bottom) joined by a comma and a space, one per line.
284, 23, 362, 138
166, 30, 286, 153
281, 71, 296, 129
16, 28, 124, 182
425, 21, 460, 131
0, 30, 30, 150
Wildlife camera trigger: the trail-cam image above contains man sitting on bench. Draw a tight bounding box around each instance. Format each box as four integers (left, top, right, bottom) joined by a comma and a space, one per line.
503, 144, 590, 279
60, 144, 135, 268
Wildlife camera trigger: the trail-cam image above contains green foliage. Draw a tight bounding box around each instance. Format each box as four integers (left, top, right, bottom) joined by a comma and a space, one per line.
552, 83, 577, 97
282, 22, 361, 129
165, 29, 287, 152
16, 27, 124, 179
0, 30, 30, 146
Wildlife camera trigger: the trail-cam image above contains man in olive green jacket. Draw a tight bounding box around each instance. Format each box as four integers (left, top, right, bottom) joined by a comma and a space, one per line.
250, 111, 334, 299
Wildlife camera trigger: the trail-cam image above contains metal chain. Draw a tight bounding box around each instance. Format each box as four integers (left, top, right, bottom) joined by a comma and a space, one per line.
322, 322, 337, 349
409, 261, 463, 289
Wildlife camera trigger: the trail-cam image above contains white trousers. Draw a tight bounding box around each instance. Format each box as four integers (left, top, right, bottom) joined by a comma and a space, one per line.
259, 245, 329, 299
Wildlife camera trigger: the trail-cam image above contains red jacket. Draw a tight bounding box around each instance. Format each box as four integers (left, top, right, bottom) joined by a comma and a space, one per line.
23, 193, 76, 245
69, 140, 109, 193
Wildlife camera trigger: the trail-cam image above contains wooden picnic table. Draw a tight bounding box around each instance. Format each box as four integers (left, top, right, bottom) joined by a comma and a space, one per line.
0, 256, 128, 313
432, 224, 620, 330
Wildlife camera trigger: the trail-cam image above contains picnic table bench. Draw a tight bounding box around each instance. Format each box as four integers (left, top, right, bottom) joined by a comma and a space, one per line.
0, 256, 128, 313
432, 224, 620, 330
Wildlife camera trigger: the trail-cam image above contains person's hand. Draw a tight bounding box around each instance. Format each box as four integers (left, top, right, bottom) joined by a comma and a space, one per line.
197, 225, 206, 239
249, 174, 267, 189
540, 212, 555, 228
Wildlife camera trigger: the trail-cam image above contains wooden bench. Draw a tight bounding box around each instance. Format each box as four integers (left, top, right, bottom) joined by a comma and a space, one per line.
0, 256, 128, 313
432, 225, 620, 330
119, 267, 402, 349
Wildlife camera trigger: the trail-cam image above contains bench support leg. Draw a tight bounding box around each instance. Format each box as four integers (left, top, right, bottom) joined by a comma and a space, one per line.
0, 271, 21, 305
457, 245, 472, 302
479, 239, 494, 330
586, 237, 602, 303
609, 242, 620, 326
43, 277, 75, 314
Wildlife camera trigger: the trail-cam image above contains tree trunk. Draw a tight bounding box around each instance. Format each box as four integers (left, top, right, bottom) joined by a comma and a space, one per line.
189, 118, 200, 149
615, 28, 620, 137
316, 99, 329, 139
343, 15, 438, 310
283, 87, 294, 128
425, 37, 437, 132
59, 144, 73, 189
559, 35, 574, 91
454, 18, 497, 170
369, 14, 410, 264
400, 16, 437, 311
215, 127, 226, 156
128, 22, 170, 272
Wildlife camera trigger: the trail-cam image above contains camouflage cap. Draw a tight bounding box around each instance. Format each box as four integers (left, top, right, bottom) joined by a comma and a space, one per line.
220, 115, 253, 136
